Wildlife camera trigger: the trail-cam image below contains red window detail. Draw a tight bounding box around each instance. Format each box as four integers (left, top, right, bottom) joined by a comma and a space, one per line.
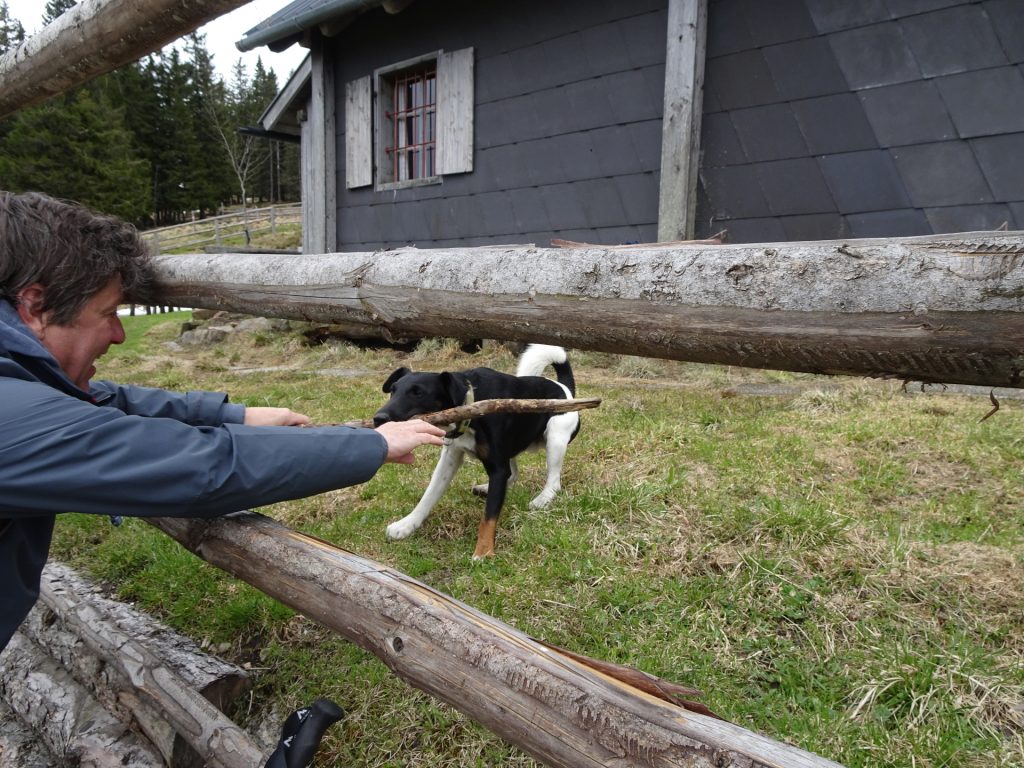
385, 66, 437, 182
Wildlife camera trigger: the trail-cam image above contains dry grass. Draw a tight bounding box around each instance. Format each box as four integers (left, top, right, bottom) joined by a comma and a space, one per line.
49, 317, 1024, 767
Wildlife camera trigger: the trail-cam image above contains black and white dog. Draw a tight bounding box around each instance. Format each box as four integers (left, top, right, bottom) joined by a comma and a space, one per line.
373, 345, 580, 559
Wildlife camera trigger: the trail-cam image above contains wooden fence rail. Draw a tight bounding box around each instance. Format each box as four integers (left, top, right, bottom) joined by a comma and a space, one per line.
141, 204, 302, 254
154, 231, 1024, 389
149, 512, 844, 768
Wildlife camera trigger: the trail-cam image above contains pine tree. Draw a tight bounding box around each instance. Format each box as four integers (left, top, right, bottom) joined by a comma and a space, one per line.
0, 88, 150, 221
0, 0, 25, 52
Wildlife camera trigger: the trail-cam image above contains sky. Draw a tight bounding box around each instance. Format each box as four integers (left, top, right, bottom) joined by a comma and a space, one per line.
4, 0, 308, 85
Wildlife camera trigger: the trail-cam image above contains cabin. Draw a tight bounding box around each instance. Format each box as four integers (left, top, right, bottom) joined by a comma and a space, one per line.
239, 0, 1024, 254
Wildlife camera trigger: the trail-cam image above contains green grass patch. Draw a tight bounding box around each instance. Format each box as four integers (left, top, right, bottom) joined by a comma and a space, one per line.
48, 329, 1024, 767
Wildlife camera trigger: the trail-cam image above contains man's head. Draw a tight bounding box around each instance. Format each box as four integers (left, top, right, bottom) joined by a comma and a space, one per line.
0, 191, 155, 388
0, 191, 153, 324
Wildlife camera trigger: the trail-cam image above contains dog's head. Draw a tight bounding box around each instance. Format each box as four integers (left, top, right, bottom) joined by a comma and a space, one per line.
373, 367, 471, 426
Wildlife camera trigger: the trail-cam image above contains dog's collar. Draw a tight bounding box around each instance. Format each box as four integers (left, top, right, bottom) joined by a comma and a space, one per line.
444, 382, 475, 441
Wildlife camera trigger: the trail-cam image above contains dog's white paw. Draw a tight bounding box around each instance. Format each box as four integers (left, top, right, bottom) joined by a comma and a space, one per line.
386, 518, 419, 540
471, 482, 489, 497
529, 489, 557, 509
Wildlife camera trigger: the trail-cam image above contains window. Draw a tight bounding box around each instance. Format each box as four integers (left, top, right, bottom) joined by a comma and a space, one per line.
345, 47, 474, 191
383, 63, 437, 183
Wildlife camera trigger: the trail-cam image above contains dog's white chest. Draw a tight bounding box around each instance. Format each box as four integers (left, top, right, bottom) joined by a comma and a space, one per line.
446, 429, 477, 456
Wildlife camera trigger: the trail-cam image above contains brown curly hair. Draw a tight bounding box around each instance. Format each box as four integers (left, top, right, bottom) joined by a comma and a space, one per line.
0, 191, 155, 325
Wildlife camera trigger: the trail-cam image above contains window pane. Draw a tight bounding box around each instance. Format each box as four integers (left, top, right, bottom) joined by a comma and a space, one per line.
384, 64, 438, 181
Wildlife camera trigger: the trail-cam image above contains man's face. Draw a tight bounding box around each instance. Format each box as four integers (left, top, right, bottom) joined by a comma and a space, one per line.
38, 276, 126, 389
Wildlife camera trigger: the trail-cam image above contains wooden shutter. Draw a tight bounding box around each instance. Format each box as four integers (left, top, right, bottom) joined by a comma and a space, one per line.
345, 75, 373, 189
436, 47, 474, 175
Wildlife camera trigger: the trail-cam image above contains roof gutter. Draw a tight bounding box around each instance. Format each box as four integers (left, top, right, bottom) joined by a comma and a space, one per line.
236, 0, 385, 52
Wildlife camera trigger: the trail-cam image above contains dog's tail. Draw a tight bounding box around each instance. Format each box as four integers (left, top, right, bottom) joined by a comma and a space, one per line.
516, 344, 575, 396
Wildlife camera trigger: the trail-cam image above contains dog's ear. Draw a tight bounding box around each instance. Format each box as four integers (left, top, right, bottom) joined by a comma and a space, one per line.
440, 372, 469, 407
382, 367, 412, 393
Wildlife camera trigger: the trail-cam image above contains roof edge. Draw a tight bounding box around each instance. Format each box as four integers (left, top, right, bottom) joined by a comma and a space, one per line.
236, 0, 385, 52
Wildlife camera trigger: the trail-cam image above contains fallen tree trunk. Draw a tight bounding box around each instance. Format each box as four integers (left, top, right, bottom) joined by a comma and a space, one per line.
0, 0, 251, 118
0, 633, 164, 767
148, 511, 844, 768
154, 232, 1024, 388
18, 562, 255, 768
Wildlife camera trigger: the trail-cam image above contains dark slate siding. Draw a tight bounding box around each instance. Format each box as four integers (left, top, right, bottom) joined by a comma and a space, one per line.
699, 0, 1024, 241
332, 0, 1024, 249
332, 0, 666, 250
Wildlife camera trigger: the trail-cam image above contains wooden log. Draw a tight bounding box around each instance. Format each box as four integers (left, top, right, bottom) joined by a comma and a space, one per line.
0, 0, 250, 119
0, 698, 59, 768
17, 562, 253, 768
153, 232, 1024, 389
147, 511, 844, 768
335, 396, 602, 428
0, 632, 165, 767
27, 564, 266, 768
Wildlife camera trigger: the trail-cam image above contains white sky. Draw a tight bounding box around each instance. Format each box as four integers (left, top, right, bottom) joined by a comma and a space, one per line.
4, 0, 308, 85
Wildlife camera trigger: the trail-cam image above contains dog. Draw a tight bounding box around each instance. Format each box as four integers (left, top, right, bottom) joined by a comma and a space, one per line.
373, 344, 581, 559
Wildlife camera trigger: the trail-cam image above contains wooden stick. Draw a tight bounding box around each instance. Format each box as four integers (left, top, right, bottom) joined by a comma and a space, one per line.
331, 396, 602, 429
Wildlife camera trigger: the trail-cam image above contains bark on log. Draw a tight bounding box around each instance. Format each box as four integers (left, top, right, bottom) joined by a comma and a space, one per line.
148, 511, 845, 768
0, 632, 165, 767
17, 562, 254, 768
0, 0, 251, 119
0, 698, 59, 768
153, 233, 1024, 389
27, 564, 266, 768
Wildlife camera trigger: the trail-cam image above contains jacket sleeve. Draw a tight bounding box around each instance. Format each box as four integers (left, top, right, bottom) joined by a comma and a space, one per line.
0, 378, 389, 519
89, 380, 246, 425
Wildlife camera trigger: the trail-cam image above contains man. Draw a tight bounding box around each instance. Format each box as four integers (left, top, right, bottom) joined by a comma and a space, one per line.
0, 191, 445, 651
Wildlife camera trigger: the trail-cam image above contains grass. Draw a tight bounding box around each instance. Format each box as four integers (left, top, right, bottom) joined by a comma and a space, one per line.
49, 314, 1024, 767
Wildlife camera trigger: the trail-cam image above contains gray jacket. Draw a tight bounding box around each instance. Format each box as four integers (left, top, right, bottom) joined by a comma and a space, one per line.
0, 300, 388, 651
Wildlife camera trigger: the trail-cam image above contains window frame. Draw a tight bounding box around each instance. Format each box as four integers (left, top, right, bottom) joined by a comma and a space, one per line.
346, 47, 474, 192
373, 51, 443, 191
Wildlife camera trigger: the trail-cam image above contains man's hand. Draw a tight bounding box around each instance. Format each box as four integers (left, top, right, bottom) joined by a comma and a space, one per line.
244, 407, 312, 426
375, 419, 445, 464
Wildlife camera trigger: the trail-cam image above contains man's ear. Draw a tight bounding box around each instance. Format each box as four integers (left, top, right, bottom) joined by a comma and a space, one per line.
14, 284, 48, 336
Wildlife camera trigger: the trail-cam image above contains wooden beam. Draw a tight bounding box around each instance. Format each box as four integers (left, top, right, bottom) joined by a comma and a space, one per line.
0, 0, 250, 119
154, 232, 1024, 389
657, 0, 707, 242
309, 34, 337, 252
148, 512, 844, 768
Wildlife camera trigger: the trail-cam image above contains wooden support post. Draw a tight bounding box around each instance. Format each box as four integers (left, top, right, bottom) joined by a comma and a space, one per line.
658, 0, 707, 242
147, 511, 844, 768
153, 233, 1024, 389
309, 33, 337, 254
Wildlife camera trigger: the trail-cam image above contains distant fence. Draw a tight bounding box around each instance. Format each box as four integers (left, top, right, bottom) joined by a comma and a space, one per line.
141, 204, 302, 254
